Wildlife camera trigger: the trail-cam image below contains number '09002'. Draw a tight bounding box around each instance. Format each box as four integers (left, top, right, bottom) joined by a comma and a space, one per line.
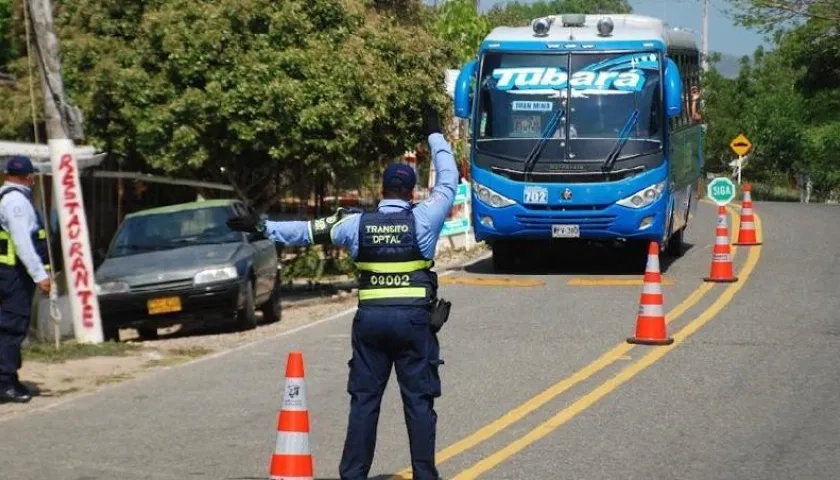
371, 274, 411, 287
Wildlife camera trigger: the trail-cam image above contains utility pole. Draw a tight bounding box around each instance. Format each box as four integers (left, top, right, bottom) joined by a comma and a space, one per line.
26, 0, 104, 344
702, 0, 710, 71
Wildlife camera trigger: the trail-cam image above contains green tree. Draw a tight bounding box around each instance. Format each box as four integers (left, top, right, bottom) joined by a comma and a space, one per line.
432, 0, 491, 64
728, 0, 840, 36
0, 0, 454, 210
0, 0, 15, 67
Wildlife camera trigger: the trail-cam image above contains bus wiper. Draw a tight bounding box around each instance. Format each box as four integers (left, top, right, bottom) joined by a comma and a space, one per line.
522, 106, 565, 178
602, 110, 639, 173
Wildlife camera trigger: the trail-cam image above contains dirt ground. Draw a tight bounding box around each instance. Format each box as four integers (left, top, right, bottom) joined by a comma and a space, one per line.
0, 245, 489, 421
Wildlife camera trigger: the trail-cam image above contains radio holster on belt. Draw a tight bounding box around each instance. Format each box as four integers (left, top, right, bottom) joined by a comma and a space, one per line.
429, 298, 451, 333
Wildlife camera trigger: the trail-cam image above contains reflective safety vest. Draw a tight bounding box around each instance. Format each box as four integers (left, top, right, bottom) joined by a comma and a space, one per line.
354, 207, 437, 307
0, 187, 50, 271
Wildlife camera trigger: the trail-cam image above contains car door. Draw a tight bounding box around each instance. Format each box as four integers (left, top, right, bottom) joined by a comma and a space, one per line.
234, 202, 276, 300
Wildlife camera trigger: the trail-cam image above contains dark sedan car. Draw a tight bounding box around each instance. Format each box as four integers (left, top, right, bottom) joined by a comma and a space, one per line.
94, 199, 282, 341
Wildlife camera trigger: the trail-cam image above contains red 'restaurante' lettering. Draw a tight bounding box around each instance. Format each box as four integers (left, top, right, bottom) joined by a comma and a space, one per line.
59, 154, 95, 329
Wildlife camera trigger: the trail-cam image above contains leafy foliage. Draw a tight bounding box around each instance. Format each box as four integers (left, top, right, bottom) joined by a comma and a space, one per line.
703, 1, 840, 197
2, 0, 455, 210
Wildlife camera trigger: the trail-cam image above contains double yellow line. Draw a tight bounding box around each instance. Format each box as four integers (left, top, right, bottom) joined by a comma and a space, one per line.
392, 204, 763, 479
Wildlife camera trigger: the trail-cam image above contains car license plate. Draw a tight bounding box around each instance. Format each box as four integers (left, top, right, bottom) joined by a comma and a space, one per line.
147, 296, 182, 315
552, 224, 580, 238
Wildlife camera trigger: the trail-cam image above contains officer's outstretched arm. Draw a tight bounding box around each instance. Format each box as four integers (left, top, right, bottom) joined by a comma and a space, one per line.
263, 208, 360, 254
412, 133, 460, 258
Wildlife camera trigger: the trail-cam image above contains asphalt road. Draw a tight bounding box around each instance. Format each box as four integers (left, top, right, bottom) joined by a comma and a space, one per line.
1, 200, 838, 480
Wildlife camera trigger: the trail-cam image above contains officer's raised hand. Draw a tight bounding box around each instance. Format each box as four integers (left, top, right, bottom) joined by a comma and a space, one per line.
226, 207, 264, 233
422, 102, 442, 136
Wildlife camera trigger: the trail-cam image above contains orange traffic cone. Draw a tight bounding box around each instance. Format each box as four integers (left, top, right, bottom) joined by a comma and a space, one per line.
627, 242, 673, 346
269, 352, 314, 480
704, 206, 738, 283
733, 184, 761, 246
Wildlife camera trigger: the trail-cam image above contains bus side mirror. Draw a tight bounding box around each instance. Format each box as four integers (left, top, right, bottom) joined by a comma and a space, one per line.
664, 57, 682, 118
454, 59, 478, 119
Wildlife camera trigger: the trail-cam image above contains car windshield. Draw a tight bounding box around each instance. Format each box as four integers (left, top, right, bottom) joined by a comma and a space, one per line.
475, 51, 664, 165
108, 205, 242, 258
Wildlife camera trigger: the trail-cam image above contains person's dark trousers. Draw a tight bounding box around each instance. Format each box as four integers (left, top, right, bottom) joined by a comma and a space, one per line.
0, 265, 35, 390
339, 305, 443, 480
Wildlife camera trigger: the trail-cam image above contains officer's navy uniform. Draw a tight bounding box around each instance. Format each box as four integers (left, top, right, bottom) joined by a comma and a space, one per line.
0, 156, 51, 403
247, 132, 458, 480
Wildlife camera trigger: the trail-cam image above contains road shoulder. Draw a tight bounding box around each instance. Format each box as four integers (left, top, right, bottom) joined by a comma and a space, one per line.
1, 245, 489, 421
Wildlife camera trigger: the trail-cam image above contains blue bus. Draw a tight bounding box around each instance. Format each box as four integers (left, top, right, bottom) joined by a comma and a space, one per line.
452, 14, 704, 271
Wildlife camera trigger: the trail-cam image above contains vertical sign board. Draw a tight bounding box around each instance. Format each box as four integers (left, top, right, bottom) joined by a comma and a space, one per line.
49, 139, 103, 343
440, 182, 471, 237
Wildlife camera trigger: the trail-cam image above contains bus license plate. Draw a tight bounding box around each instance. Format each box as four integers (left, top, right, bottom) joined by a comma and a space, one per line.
552, 224, 580, 238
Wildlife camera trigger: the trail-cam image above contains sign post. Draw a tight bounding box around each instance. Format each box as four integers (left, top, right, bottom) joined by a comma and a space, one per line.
728, 133, 752, 185
28, 0, 103, 343
707, 176, 737, 206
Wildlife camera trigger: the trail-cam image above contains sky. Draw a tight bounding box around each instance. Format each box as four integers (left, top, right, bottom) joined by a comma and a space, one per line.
429, 0, 772, 57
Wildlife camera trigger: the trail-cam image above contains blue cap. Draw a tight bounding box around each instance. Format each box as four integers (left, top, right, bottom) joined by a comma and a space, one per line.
4, 155, 39, 176
382, 163, 416, 191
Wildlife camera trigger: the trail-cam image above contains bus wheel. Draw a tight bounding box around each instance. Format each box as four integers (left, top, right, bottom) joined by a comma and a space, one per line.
665, 227, 685, 257
491, 240, 519, 273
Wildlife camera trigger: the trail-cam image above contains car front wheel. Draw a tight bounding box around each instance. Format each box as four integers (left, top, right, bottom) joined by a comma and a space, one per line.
235, 280, 257, 331
260, 273, 282, 324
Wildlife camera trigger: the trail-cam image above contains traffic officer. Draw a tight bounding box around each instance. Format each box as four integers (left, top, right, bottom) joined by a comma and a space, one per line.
0, 155, 52, 403
226, 105, 457, 480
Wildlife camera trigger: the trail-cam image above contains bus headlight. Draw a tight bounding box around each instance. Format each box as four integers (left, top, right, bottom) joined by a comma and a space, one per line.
471, 181, 516, 208
616, 181, 667, 209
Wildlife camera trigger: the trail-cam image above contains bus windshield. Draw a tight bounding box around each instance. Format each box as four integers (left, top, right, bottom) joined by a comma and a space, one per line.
475, 51, 664, 169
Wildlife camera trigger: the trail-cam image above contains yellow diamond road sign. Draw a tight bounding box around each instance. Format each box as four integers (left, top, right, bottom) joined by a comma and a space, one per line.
729, 133, 752, 157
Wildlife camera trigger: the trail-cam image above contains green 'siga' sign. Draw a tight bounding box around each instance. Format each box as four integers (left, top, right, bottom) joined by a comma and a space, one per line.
707, 177, 737, 206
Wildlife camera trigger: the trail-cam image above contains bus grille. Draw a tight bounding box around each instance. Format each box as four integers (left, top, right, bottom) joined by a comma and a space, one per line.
522, 203, 612, 212
515, 213, 616, 231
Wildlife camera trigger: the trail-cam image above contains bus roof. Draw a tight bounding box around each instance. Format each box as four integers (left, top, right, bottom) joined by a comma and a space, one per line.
483, 14, 698, 52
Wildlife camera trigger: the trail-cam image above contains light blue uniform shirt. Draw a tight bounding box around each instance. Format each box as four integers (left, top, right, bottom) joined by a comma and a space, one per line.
0, 183, 49, 283
263, 133, 460, 260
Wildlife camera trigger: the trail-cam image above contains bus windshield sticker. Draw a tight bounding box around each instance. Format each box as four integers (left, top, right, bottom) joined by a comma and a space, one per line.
511, 115, 542, 137
492, 53, 659, 94
512, 101, 553, 112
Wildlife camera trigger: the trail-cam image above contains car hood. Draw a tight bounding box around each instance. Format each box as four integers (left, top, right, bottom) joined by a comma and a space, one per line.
95, 242, 244, 285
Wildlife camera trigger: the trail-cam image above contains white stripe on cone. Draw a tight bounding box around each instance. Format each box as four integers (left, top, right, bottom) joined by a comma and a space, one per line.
638, 303, 664, 316
274, 431, 311, 455
642, 282, 662, 294
646, 254, 660, 272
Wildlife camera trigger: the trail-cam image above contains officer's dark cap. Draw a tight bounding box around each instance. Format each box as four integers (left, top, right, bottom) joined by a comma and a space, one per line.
4, 155, 39, 176
382, 163, 416, 192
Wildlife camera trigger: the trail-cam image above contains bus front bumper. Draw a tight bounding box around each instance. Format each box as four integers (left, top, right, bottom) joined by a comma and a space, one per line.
471, 194, 668, 243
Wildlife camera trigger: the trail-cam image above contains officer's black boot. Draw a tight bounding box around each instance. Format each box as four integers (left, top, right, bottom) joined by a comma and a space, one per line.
0, 383, 31, 403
